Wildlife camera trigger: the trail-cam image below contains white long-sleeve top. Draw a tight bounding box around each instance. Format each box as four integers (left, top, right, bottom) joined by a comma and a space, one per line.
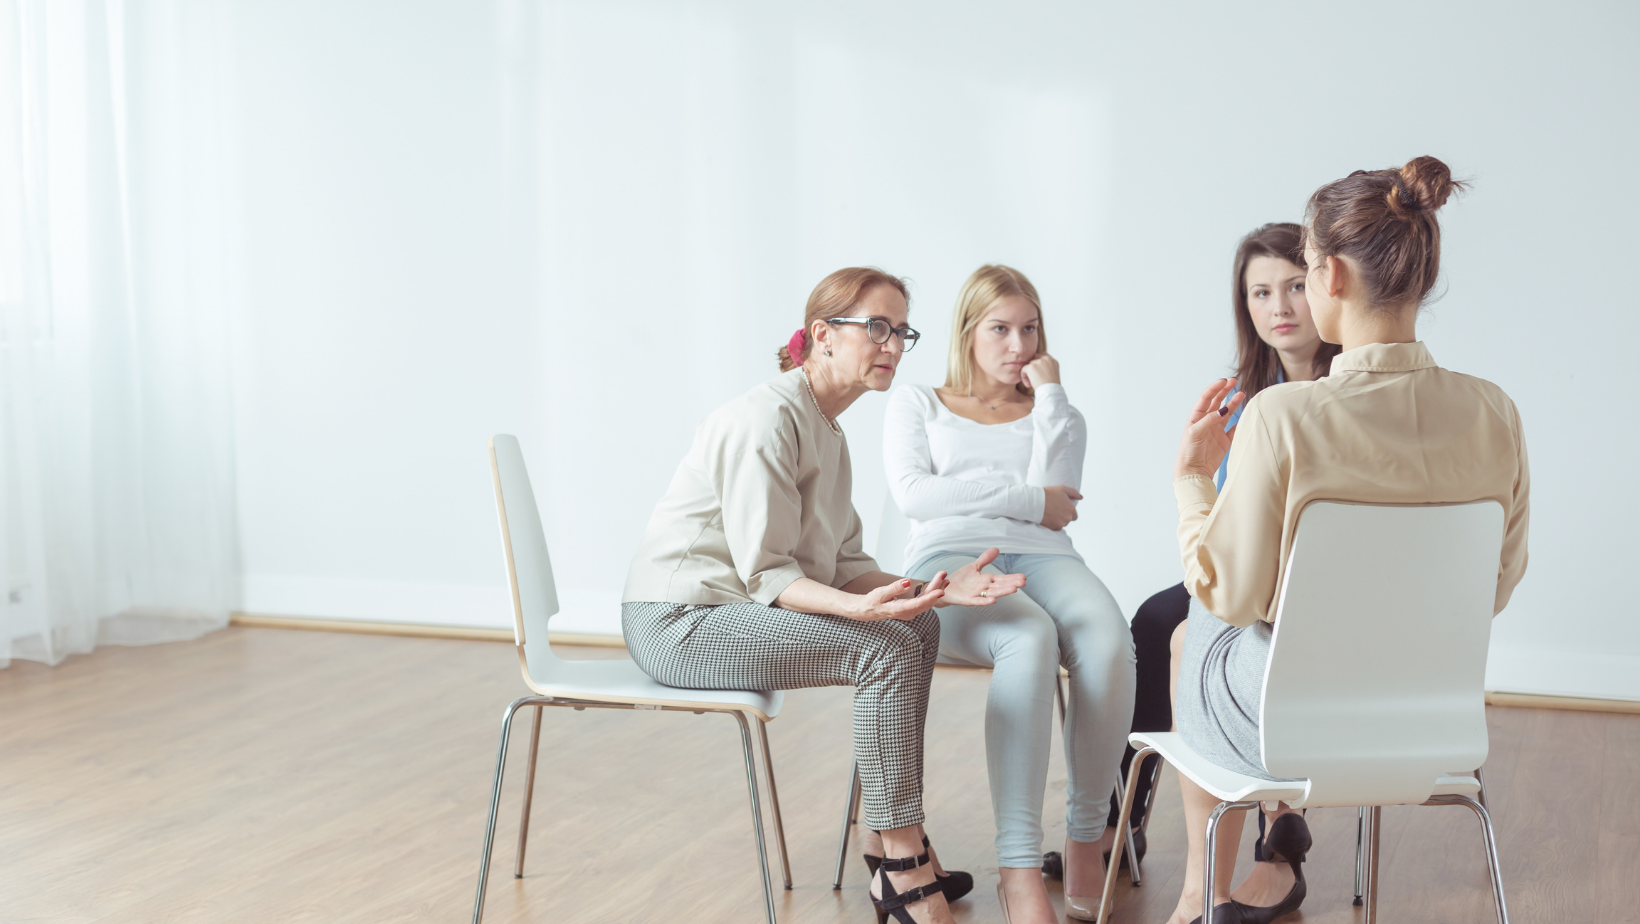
882, 383, 1086, 568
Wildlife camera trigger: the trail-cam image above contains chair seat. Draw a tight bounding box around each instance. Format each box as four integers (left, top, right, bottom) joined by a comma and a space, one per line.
1131, 732, 1484, 808
1130, 732, 1308, 805
526, 655, 783, 720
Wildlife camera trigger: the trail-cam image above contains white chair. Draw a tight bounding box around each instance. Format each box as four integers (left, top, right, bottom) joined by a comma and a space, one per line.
1099, 500, 1511, 924
471, 435, 791, 924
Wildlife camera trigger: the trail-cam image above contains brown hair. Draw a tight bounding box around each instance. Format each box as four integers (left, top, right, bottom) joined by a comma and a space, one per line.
1232, 223, 1341, 398
1304, 155, 1467, 310
943, 264, 1046, 396
777, 267, 911, 371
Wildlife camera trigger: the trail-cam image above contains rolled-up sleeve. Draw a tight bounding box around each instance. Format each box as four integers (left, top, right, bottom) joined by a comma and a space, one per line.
1177, 400, 1287, 627
708, 419, 809, 605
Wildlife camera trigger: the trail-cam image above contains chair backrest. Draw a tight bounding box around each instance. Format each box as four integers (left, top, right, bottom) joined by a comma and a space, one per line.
1259, 500, 1505, 808
875, 490, 911, 576
489, 434, 565, 683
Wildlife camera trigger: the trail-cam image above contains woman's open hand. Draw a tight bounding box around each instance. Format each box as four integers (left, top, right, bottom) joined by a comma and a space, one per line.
1175, 377, 1244, 480
940, 548, 1027, 607
1021, 352, 1060, 390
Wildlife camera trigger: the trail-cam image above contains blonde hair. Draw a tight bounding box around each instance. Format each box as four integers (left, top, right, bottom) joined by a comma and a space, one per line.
777, 267, 911, 371
943, 264, 1045, 394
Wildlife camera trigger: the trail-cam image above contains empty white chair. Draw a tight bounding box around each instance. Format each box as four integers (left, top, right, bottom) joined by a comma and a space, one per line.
1099, 500, 1510, 924
471, 435, 791, 924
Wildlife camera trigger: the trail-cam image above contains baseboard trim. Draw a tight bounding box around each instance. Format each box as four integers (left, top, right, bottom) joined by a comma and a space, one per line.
1484, 690, 1640, 715
226, 614, 1640, 713
228, 612, 628, 648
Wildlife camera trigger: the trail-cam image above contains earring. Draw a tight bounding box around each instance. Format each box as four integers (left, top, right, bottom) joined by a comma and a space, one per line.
825, 348, 831, 356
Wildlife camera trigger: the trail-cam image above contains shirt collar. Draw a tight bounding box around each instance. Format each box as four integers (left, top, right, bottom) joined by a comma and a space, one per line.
1328, 341, 1436, 375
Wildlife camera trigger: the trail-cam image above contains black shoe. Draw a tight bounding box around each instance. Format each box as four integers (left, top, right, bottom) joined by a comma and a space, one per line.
865, 835, 974, 904
1187, 900, 1261, 924
1236, 812, 1310, 924
869, 847, 945, 924
1041, 828, 1147, 879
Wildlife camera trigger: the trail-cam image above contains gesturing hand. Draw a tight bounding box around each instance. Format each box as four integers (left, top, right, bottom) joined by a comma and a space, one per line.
849, 575, 948, 621
941, 548, 1027, 607
1175, 377, 1244, 481
1020, 352, 1060, 390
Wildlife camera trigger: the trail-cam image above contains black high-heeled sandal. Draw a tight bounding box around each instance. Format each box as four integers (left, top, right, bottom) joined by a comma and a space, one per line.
1185, 813, 1310, 924
870, 846, 945, 924
864, 835, 974, 903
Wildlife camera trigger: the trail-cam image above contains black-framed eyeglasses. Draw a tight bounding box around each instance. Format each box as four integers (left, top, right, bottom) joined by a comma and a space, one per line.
826, 317, 921, 352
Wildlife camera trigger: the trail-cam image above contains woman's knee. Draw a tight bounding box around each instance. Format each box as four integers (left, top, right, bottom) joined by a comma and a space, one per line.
992, 608, 1060, 679
854, 617, 934, 683
1133, 584, 1190, 654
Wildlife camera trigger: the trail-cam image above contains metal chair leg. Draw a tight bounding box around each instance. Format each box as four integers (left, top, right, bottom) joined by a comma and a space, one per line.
1202, 799, 1263, 924
1124, 812, 1142, 886
1096, 745, 1156, 924
1353, 805, 1366, 905
832, 760, 863, 890
1137, 753, 1164, 841
756, 719, 793, 890
1427, 795, 1510, 924
513, 705, 544, 878
1475, 765, 1490, 810
730, 712, 778, 924
472, 696, 549, 924
1363, 805, 1382, 924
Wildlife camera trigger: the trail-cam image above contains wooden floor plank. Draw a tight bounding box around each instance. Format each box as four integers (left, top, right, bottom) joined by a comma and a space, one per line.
1, 627, 1636, 923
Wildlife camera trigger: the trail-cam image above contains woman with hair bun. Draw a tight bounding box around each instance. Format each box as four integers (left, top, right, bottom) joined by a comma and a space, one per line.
1163, 156, 1530, 924
622, 267, 1027, 924
879, 265, 1134, 923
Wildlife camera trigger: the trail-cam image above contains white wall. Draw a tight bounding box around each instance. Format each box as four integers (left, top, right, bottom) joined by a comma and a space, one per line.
225, 0, 1640, 700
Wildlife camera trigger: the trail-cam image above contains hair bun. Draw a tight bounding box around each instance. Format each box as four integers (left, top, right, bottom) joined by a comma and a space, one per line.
1398, 155, 1463, 213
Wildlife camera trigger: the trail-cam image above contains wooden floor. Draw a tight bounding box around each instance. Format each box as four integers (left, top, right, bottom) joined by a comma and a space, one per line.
1, 627, 1636, 924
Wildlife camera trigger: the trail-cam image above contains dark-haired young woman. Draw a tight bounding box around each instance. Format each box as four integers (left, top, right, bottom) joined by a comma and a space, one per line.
1164, 156, 1528, 924
1091, 223, 1341, 918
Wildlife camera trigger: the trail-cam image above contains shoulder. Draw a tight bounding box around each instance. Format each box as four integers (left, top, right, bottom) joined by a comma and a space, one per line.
887, 383, 939, 414
1239, 379, 1314, 419
1439, 369, 1524, 424
698, 372, 803, 450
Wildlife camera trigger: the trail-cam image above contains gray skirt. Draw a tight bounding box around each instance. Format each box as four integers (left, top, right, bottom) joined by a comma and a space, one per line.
1174, 596, 1295, 781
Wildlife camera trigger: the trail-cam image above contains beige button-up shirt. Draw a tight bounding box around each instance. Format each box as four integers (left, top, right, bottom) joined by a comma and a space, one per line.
623, 368, 880, 607
1176, 342, 1529, 628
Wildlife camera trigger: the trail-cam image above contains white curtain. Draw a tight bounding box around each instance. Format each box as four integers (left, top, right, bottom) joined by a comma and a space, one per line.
0, 0, 239, 667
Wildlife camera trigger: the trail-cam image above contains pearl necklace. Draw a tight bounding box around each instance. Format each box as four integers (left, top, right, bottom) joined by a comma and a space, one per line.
801, 369, 843, 436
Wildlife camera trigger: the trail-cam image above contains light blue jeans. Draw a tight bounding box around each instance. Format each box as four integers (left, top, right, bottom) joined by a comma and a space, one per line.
909, 551, 1136, 867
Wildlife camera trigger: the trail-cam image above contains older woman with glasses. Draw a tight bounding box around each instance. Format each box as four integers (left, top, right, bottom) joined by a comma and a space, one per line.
622, 267, 1028, 924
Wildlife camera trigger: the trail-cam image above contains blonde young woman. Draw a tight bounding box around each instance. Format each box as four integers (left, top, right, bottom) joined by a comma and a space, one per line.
623, 267, 1029, 924
877, 266, 1136, 924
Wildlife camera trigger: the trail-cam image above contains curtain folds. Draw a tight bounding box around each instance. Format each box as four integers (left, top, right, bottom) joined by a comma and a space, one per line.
0, 0, 239, 667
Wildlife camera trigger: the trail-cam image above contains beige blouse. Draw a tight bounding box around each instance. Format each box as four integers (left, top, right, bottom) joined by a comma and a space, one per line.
623, 368, 880, 606
1177, 342, 1529, 628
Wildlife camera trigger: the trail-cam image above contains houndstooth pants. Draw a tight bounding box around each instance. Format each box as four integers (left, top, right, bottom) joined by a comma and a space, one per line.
623, 600, 940, 831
